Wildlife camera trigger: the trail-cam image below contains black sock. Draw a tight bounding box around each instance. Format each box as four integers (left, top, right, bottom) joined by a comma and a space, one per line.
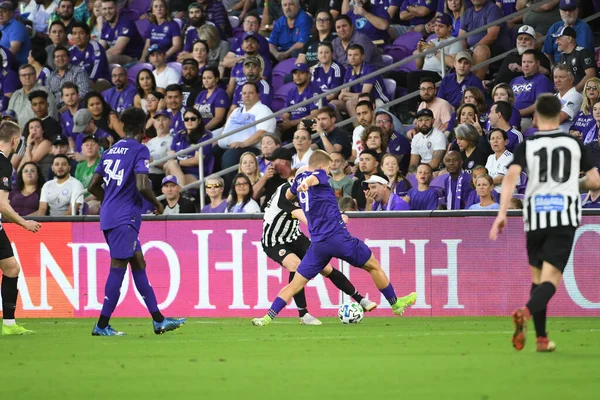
529, 283, 547, 338
289, 272, 308, 317
326, 268, 364, 302
97, 314, 110, 329
151, 311, 165, 323
526, 281, 556, 315
1, 276, 18, 320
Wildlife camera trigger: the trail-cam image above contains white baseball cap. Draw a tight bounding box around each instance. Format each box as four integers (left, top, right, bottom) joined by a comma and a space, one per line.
517, 25, 536, 39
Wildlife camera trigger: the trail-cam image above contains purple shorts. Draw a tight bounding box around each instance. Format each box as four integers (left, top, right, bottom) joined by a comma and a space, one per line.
103, 225, 141, 260
297, 234, 372, 280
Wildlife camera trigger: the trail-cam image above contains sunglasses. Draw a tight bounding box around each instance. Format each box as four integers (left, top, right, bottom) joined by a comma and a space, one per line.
205, 183, 222, 189
235, 182, 249, 186
184, 117, 198, 122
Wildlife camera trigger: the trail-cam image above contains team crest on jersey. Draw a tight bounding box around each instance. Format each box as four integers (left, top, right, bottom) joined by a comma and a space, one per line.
61, 189, 70, 196
468, 160, 474, 169
427, 141, 432, 149
123, 28, 129, 35
145, 160, 150, 169
571, 58, 577, 65
85, 51, 89, 58
164, 26, 169, 33
585, 58, 592, 65
278, 249, 286, 257
95, 50, 101, 57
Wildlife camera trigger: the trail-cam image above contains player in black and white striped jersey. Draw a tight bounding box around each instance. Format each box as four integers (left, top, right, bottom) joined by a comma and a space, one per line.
262, 180, 376, 325
490, 94, 600, 352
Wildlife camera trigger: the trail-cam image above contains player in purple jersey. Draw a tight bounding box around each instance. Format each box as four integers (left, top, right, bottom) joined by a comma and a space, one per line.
251, 151, 417, 326
88, 107, 186, 336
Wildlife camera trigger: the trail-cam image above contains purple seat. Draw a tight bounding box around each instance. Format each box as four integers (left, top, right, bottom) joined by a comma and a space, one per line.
272, 82, 295, 113
393, 31, 423, 52
383, 78, 396, 97
127, 63, 153, 84
406, 173, 417, 188
135, 19, 150, 38
128, 0, 152, 14
381, 54, 393, 66
167, 62, 182, 75
430, 175, 447, 190
272, 58, 297, 90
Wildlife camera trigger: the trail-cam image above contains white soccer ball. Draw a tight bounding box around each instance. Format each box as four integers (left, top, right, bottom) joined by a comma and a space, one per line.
338, 302, 364, 324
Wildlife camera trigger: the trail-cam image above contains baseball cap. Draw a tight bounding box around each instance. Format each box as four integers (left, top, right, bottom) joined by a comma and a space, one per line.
455, 51, 472, 63
148, 44, 164, 55
2, 109, 17, 121
244, 55, 261, 67
82, 134, 99, 144
52, 134, 68, 146
188, 2, 201, 10
72, 109, 93, 133
415, 108, 434, 119
559, 0, 577, 11
242, 32, 260, 41
182, 58, 199, 67
292, 63, 309, 73
154, 109, 172, 119
363, 173, 390, 186
517, 25, 536, 38
265, 147, 293, 162
162, 175, 180, 186
0, 1, 12, 10
552, 26, 577, 39
435, 13, 452, 27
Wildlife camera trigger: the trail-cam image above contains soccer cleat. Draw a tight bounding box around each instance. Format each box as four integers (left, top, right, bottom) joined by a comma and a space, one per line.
91, 324, 126, 336
392, 292, 417, 316
299, 313, 322, 325
536, 336, 556, 352
251, 316, 272, 326
511, 307, 529, 351
359, 298, 378, 312
153, 317, 186, 335
1, 323, 35, 336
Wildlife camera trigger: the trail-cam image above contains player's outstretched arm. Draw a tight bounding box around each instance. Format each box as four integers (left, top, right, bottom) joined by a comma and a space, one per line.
88, 173, 105, 202
136, 174, 164, 215
297, 175, 319, 192
0, 191, 40, 233
490, 164, 522, 240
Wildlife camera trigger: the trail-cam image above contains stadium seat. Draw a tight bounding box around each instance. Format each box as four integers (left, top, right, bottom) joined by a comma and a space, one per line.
272, 58, 297, 92
383, 78, 396, 97
174, 18, 183, 30
382, 54, 393, 66
229, 16, 240, 29
167, 62, 182, 75
430, 175, 446, 190
128, 0, 151, 15
135, 19, 150, 38
392, 31, 422, 52
127, 63, 153, 84
272, 82, 295, 113
406, 174, 417, 188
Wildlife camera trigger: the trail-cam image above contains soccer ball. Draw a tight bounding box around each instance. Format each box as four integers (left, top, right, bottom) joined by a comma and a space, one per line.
338, 302, 364, 324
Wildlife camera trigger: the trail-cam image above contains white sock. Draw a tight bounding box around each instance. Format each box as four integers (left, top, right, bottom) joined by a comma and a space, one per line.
3, 319, 15, 326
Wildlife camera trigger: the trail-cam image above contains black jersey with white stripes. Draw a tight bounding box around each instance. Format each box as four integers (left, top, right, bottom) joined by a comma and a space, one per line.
261, 182, 303, 247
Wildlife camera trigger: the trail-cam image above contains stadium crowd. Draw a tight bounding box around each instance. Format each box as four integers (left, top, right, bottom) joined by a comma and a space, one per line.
2, 0, 600, 216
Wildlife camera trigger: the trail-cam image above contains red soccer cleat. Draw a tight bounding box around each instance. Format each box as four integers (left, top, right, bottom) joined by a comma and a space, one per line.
536, 336, 557, 352
511, 307, 529, 351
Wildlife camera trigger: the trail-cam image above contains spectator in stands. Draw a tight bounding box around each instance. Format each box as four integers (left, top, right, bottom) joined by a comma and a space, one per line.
343, 0, 390, 43
47, 46, 91, 108
99, 0, 144, 64
583, 99, 600, 145
198, 24, 230, 70
46, 21, 67, 70
328, 151, 353, 198
487, 25, 551, 88
407, 77, 453, 138
23, 0, 57, 43
459, 0, 510, 80
394, 0, 437, 39
193, 67, 229, 131
377, 111, 411, 174
408, 108, 447, 173
554, 26, 596, 92
146, 110, 172, 193
381, 153, 411, 197
511, 49, 554, 123
102, 66, 136, 115
51, 0, 76, 36
28, 46, 51, 86
488, 101, 523, 152
181, 58, 203, 108
311, 42, 345, 102
60, 82, 80, 148
543, 0, 594, 64
227, 33, 272, 95
437, 52, 484, 109
140, 0, 183, 62
405, 163, 439, 210
19, 118, 52, 176
468, 173, 498, 209
229, 56, 273, 110
143, 91, 163, 140
161, 175, 197, 214
426, 0, 468, 38
363, 173, 409, 211
197, 0, 233, 38
451, 123, 492, 173
37, 154, 84, 216
239, 151, 262, 186
9, 162, 44, 216
164, 108, 214, 186
222, 13, 270, 69
46, 134, 77, 181
490, 83, 522, 129
350, 100, 375, 161
253, 147, 292, 207
361, 125, 387, 159
519, 0, 559, 35
201, 176, 227, 213
312, 105, 352, 160
338, 195, 358, 211
291, 129, 312, 169
89, 0, 104, 41
257, 133, 280, 173
261, 0, 283, 33
485, 127, 513, 193
269, 0, 312, 61
83, 90, 124, 142
133, 68, 158, 111
571, 78, 600, 139
70, 21, 111, 87
553, 63, 583, 133
582, 188, 600, 209
29, 90, 62, 137
73, 134, 101, 214
447, 103, 482, 141
148, 45, 181, 90
71, 108, 112, 151
442, 150, 472, 209
332, 44, 389, 118
296, 10, 336, 67
164, 84, 185, 134
332, 14, 383, 69
277, 63, 324, 141
225, 173, 261, 213
447, 87, 488, 132
351, 148, 380, 210
180, 3, 210, 59
0, 1, 32, 65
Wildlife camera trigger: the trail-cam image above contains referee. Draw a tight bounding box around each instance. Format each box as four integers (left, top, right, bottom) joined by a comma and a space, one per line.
262, 180, 376, 325
490, 94, 600, 352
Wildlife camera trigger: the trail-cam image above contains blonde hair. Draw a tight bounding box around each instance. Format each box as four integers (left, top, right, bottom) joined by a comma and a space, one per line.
491, 83, 515, 106
238, 152, 261, 184
582, 77, 600, 115
149, 0, 172, 24
198, 24, 220, 50
308, 149, 332, 168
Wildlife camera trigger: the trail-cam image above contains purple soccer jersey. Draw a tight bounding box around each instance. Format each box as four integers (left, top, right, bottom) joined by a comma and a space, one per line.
511, 73, 555, 112
387, 131, 411, 174
372, 193, 410, 211
193, 88, 230, 126
461, 1, 510, 50
344, 62, 389, 102
36, 66, 51, 86
230, 57, 273, 86
95, 138, 150, 232
347, 7, 390, 41
232, 79, 273, 108
407, 187, 439, 210
285, 82, 325, 120
69, 41, 111, 81
60, 108, 76, 139
571, 111, 595, 135
170, 130, 214, 176
101, 17, 144, 59
437, 72, 485, 108
103, 85, 137, 114
145, 20, 181, 61
401, 0, 438, 26
312, 61, 345, 93
169, 108, 186, 135
0, 68, 19, 111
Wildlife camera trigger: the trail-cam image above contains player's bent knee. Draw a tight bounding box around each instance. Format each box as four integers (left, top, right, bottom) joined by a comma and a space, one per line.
0, 257, 20, 277
319, 264, 333, 276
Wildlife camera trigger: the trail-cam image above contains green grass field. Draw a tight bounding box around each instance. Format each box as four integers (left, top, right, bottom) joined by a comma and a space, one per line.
2, 317, 599, 399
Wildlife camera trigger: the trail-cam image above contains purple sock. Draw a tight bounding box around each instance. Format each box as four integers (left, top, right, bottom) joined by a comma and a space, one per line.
380, 283, 398, 306
267, 297, 288, 319
100, 267, 127, 320
132, 268, 160, 314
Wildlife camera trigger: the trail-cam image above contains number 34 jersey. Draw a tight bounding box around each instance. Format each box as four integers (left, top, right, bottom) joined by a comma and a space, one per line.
511, 129, 595, 232
95, 138, 151, 232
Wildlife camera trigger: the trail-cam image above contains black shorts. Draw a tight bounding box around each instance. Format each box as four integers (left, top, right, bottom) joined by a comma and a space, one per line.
0, 228, 14, 261
526, 226, 577, 272
262, 234, 311, 266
